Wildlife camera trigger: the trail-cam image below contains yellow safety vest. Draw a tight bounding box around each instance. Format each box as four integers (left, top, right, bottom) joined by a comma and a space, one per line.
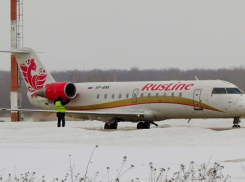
55, 101, 66, 113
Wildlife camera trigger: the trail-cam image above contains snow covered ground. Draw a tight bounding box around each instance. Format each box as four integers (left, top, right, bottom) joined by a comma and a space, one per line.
0, 119, 245, 181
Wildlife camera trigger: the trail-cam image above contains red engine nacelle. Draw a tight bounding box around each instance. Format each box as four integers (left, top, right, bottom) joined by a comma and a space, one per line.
35, 82, 77, 101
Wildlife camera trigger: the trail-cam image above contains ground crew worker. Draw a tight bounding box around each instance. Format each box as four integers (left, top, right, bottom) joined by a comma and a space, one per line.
54, 96, 71, 127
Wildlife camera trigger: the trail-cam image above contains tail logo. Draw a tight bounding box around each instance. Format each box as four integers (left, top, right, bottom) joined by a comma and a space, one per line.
20, 59, 47, 92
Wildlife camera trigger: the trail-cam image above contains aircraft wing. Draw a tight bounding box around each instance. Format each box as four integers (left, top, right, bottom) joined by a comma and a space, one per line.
0, 108, 145, 118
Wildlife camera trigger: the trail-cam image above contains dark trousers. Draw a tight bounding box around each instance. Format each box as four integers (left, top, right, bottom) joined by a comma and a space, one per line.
57, 113, 65, 127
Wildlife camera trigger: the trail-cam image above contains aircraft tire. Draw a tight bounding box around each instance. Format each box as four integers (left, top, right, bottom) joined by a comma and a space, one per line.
137, 122, 144, 129
104, 123, 110, 129
110, 122, 118, 129
137, 122, 150, 129
143, 122, 150, 129
104, 122, 118, 129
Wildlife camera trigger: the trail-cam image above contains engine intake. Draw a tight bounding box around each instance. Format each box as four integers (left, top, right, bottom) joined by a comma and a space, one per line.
36, 82, 77, 101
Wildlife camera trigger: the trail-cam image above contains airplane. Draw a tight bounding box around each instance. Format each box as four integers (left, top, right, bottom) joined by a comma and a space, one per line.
1, 47, 245, 129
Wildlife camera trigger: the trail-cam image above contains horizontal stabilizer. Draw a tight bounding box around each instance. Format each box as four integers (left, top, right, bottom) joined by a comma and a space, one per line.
0, 50, 30, 54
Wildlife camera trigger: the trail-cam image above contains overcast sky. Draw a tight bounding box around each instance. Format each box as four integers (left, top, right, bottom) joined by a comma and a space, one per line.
0, 1, 245, 71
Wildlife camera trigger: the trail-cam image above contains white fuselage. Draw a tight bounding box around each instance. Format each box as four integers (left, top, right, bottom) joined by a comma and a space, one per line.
28, 80, 245, 122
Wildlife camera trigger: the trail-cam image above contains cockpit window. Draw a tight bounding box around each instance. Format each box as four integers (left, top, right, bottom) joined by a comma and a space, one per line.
212, 88, 243, 94
226, 88, 243, 94
212, 88, 226, 94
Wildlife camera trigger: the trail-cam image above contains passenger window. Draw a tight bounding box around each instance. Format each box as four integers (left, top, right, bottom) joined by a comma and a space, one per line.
119, 94, 121, 99
97, 94, 100, 99
140, 93, 144, 98
126, 93, 129, 98
104, 94, 107, 99
148, 93, 151, 98
212, 88, 226, 94
133, 93, 137, 98
226, 88, 243, 94
163, 93, 166, 98
171, 93, 174, 98
156, 93, 159, 98
179, 93, 182, 97
112, 94, 115, 99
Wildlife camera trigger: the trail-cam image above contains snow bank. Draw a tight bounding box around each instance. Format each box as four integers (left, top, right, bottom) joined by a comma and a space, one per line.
0, 119, 244, 181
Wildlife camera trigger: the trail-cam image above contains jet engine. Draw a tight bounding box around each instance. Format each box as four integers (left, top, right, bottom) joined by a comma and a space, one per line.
35, 82, 77, 101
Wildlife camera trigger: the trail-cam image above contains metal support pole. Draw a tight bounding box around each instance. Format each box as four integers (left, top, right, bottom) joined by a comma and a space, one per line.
10, 0, 19, 122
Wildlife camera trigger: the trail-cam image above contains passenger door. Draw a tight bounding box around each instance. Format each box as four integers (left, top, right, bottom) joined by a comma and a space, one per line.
193, 89, 203, 110
132, 88, 139, 103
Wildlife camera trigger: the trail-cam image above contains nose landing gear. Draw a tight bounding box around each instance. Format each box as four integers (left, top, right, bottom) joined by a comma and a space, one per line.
232, 117, 241, 128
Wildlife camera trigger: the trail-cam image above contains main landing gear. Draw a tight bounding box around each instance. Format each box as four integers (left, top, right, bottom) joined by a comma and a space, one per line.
104, 118, 121, 129
104, 122, 118, 129
103, 119, 158, 130
136, 121, 158, 129
137, 121, 150, 129
232, 117, 241, 128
